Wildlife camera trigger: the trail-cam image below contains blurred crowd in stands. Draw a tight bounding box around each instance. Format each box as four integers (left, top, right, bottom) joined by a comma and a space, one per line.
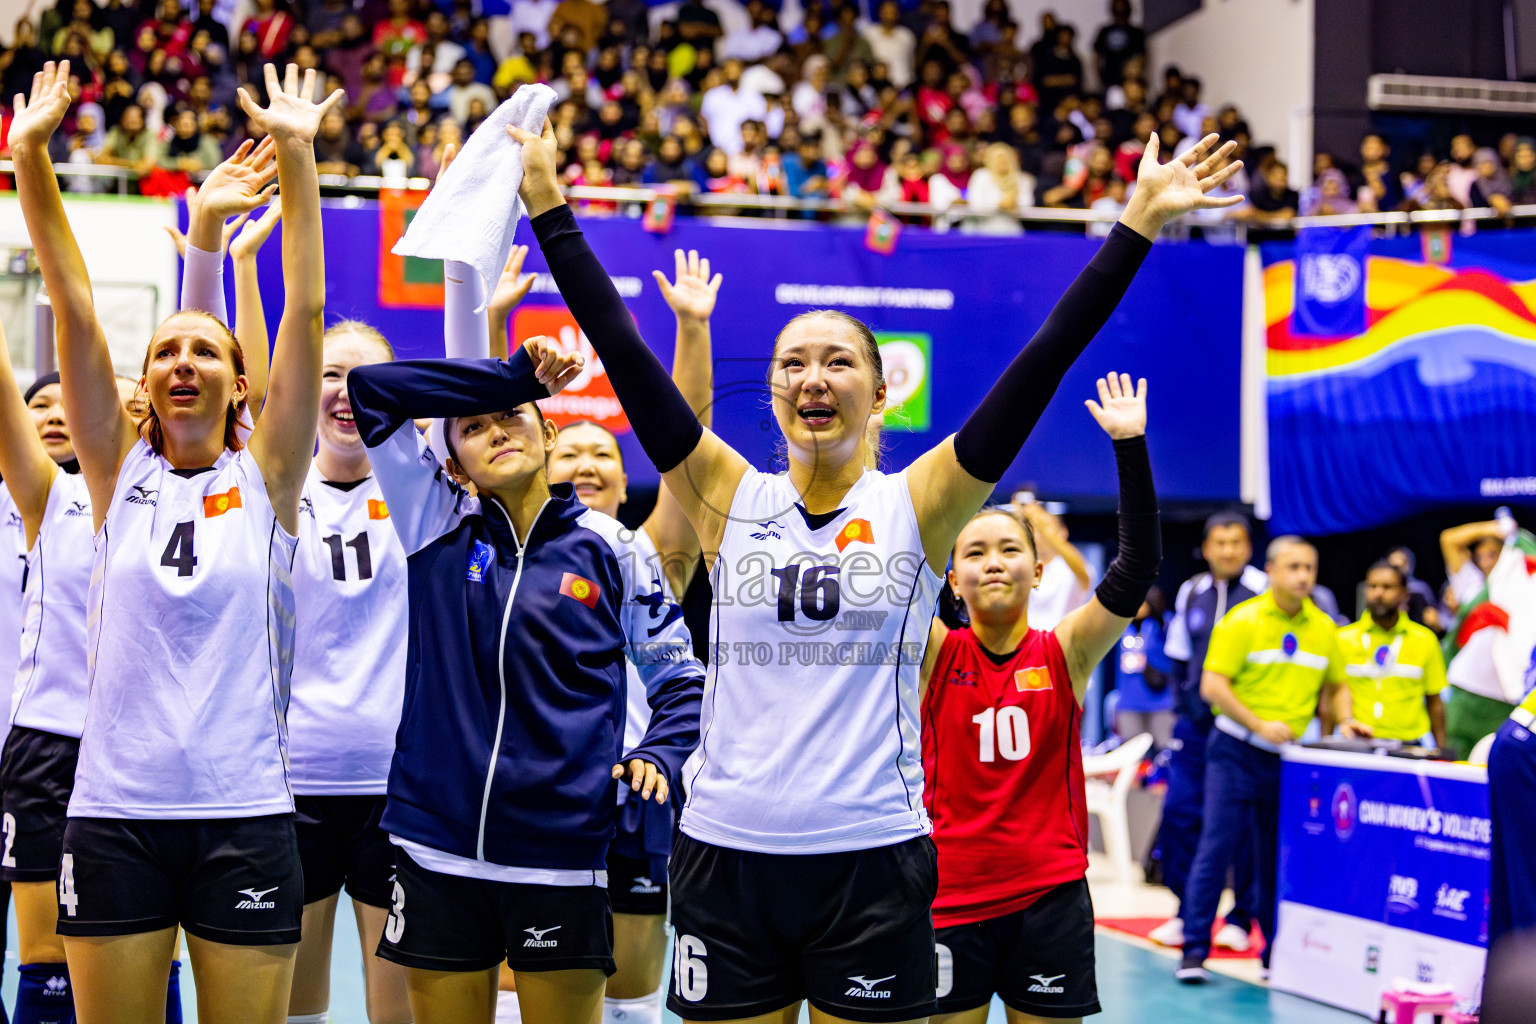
4, 0, 1535, 226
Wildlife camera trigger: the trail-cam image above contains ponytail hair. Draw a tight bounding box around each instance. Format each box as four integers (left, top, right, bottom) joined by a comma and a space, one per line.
140, 311, 248, 456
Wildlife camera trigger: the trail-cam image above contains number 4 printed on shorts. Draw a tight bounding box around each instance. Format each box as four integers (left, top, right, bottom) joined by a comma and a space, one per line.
59, 853, 79, 917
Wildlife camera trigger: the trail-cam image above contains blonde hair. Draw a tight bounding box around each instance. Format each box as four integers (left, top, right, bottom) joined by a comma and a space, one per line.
324, 319, 395, 358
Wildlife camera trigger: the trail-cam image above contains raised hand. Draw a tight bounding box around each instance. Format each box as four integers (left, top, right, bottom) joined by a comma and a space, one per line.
196, 137, 278, 221
489, 245, 536, 316
1123, 133, 1243, 237
523, 334, 585, 395
237, 63, 343, 148
653, 248, 723, 323
229, 199, 282, 262
1084, 372, 1146, 440
507, 118, 565, 217
10, 59, 72, 151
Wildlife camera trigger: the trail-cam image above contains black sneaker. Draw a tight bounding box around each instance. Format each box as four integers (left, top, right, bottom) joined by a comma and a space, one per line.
1175, 957, 1210, 984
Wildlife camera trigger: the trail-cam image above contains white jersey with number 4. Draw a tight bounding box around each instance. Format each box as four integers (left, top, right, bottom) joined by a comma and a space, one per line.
288, 467, 407, 794
12, 471, 94, 737
680, 467, 942, 854
70, 441, 299, 819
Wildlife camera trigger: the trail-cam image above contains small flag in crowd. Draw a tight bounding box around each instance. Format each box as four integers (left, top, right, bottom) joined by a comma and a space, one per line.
560, 572, 602, 609
865, 208, 901, 255
203, 487, 242, 517
1421, 227, 1452, 265
368, 499, 390, 520
644, 192, 677, 234
1015, 666, 1052, 692
1445, 529, 1536, 704
835, 519, 875, 552
1293, 226, 1370, 337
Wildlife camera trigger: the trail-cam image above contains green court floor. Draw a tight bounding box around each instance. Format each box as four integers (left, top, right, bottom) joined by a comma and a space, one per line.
61, 895, 1358, 1023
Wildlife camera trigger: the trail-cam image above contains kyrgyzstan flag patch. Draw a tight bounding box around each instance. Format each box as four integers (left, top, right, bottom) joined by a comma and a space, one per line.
368, 499, 390, 520
1015, 665, 1052, 692
203, 487, 242, 517
559, 572, 601, 609
835, 518, 875, 552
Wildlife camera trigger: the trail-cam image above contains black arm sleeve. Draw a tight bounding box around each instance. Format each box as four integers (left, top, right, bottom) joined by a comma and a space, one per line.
346, 350, 549, 448
952, 222, 1153, 483
1095, 434, 1162, 618
531, 205, 704, 473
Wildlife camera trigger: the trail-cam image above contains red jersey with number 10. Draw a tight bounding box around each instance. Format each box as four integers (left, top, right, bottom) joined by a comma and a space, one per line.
921, 626, 1088, 927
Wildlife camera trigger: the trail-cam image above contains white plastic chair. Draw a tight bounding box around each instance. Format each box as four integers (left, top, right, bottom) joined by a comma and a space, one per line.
1469, 732, 1496, 767
1083, 732, 1154, 883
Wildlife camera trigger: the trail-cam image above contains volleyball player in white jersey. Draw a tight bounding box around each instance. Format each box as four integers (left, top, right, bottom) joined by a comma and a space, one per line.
12, 61, 336, 1024
0, 320, 156, 1023
509, 119, 1240, 1023
537, 250, 718, 1024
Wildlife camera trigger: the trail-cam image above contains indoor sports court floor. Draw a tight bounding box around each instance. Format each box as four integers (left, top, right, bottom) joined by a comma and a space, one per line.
0, 857, 1363, 1023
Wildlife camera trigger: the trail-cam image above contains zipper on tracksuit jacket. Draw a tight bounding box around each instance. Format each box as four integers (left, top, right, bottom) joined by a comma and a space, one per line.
476, 495, 552, 862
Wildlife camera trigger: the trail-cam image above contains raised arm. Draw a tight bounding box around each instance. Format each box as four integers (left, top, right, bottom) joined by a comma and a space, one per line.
513, 120, 749, 558
0, 320, 59, 543
241, 64, 342, 533
905, 134, 1241, 570
228, 200, 284, 416
486, 245, 535, 360
1055, 373, 1161, 704
1440, 520, 1503, 575
643, 248, 721, 596
11, 60, 136, 515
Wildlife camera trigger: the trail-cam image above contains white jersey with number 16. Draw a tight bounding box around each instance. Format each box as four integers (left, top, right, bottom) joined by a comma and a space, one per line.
70, 440, 299, 820
680, 467, 942, 854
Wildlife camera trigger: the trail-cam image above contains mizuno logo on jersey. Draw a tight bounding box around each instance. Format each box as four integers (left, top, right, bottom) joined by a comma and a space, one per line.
65, 501, 90, 517
845, 976, 895, 998
524, 925, 560, 947
559, 572, 601, 609
835, 518, 875, 552
126, 486, 157, 506
5, 512, 20, 527
235, 886, 277, 910
299, 497, 315, 517
1028, 974, 1065, 994
752, 520, 783, 540
630, 876, 662, 894
368, 499, 390, 520
204, 487, 242, 517
950, 669, 978, 687
1015, 666, 1052, 692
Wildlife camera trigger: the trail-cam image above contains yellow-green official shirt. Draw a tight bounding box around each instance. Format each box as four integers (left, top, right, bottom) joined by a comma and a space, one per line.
1337, 612, 1446, 741
1204, 591, 1346, 737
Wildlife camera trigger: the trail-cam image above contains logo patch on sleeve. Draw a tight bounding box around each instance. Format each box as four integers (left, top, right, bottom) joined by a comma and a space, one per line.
560, 572, 601, 608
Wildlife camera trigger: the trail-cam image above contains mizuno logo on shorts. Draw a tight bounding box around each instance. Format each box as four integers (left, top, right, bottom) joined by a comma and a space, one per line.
630, 876, 662, 894
845, 975, 895, 998
1028, 974, 1066, 994
235, 886, 278, 910
524, 925, 560, 948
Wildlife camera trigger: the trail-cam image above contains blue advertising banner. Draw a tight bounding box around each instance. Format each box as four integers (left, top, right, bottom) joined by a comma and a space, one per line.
218, 202, 1244, 502
1272, 748, 1489, 1015
1263, 229, 1536, 536
1292, 226, 1370, 337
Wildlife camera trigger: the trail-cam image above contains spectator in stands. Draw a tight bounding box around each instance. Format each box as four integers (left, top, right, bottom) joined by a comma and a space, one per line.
643, 134, 702, 190
863, 0, 916, 90
1339, 561, 1448, 748
1095, 0, 1145, 90
1355, 132, 1402, 213
550, 0, 608, 53
700, 57, 766, 156
314, 107, 358, 175
961, 141, 1034, 233
1300, 167, 1356, 216
443, 58, 495, 126
783, 131, 830, 197
1511, 137, 1536, 205
823, 5, 873, 83
1446, 133, 1479, 206
349, 50, 399, 125
372, 0, 425, 62
0, 19, 47, 100
242, 0, 293, 59
158, 105, 221, 173
926, 142, 972, 209
968, 0, 1012, 56
510, 0, 560, 50
915, 1, 971, 79
373, 118, 415, 178
721, 0, 784, 63
97, 101, 157, 182
1032, 23, 1083, 112
1471, 146, 1513, 214
1016, 500, 1090, 629
1441, 518, 1508, 615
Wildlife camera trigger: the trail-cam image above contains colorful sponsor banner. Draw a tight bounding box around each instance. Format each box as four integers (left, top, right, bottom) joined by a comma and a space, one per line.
1263, 230, 1536, 535
1274, 748, 1489, 1014
239, 201, 1243, 499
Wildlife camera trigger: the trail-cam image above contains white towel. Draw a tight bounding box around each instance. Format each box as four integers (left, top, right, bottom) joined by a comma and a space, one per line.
393, 83, 556, 312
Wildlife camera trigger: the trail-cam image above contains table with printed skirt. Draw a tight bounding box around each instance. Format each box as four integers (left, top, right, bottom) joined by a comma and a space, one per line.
1271, 746, 1490, 1016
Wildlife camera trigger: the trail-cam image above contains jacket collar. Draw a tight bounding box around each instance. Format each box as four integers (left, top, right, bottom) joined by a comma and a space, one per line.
480, 482, 587, 553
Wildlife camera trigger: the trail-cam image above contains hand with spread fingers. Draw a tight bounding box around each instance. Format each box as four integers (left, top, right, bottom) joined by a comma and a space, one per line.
612, 757, 670, 804
9, 59, 72, 151
1085, 372, 1147, 440
196, 137, 279, 222
653, 248, 723, 324
1122, 132, 1244, 238
237, 63, 344, 148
